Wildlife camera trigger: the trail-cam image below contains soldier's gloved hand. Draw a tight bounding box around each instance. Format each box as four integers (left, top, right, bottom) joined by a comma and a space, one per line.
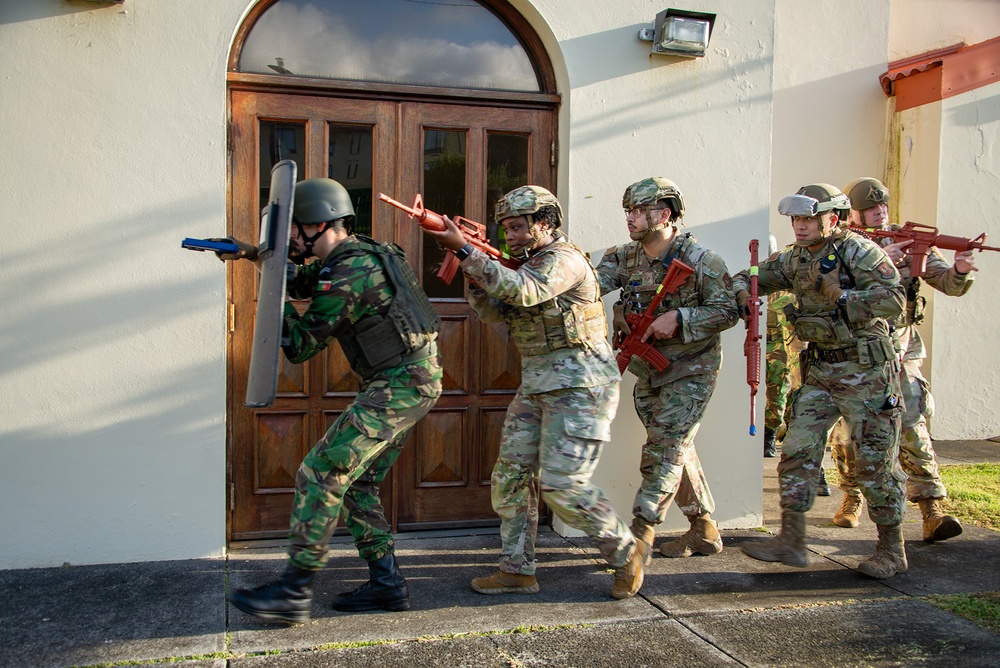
208, 237, 258, 262
735, 290, 751, 318
815, 271, 844, 302
613, 302, 630, 336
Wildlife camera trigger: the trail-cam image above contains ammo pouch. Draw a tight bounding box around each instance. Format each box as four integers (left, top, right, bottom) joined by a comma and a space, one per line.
790, 314, 853, 344
338, 314, 410, 378
513, 301, 608, 357
564, 301, 608, 347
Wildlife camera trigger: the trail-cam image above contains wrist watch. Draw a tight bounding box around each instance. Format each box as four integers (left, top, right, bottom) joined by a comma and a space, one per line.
836, 291, 848, 308
454, 243, 473, 262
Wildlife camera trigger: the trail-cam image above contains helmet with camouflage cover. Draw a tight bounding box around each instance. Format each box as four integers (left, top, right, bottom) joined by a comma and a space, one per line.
622, 177, 684, 240
843, 177, 890, 211
495, 185, 563, 228
622, 177, 686, 219
294, 178, 356, 228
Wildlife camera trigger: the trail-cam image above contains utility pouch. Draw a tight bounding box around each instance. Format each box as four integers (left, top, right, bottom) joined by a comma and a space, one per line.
793, 316, 841, 344
856, 338, 872, 367
830, 316, 853, 343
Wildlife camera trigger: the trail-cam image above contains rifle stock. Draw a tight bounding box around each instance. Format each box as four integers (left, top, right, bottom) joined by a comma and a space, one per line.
614, 258, 695, 375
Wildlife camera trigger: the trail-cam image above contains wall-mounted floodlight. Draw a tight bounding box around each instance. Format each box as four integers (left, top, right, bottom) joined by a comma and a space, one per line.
638, 8, 716, 57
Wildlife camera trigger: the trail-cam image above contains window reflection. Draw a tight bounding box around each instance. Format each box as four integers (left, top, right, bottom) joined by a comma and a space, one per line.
422, 130, 466, 299
239, 0, 539, 91
259, 121, 306, 213
486, 133, 528, 251
329, 125, 374, 237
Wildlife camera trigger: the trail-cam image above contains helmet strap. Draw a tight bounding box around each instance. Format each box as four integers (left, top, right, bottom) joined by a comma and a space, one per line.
289, 221, 328, 264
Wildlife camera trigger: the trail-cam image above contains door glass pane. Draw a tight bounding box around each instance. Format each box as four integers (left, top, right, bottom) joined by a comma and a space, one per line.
486, 133, 529, 252
422, 130, 466, 299
238, 0, 539, 91
259, 121, 306, 212
328, 124, 374, 237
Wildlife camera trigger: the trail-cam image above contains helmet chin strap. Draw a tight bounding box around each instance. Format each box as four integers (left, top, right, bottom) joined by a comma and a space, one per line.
289, 222, 328, 264
518, 215, 552, 257
630, 208, 672, 241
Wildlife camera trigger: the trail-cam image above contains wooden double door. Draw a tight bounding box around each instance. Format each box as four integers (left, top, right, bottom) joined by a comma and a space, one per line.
228, 90, 556, 540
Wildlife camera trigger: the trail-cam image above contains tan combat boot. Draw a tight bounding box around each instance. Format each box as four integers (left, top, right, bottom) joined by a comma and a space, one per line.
611, 540, 649, 600
917, 497, 963, 542
833, 494, 864, 528
858, 523, 908, 579
659, 513, 724, 558
741, 510, 808, 567
630, 517, 655, 565
470, 571, 540, 595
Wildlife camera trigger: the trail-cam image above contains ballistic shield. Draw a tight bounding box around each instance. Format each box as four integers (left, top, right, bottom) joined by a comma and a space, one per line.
245, 160, 297, 408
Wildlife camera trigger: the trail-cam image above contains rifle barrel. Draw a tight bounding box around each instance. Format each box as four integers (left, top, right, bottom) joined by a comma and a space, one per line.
378, 192, 418, 217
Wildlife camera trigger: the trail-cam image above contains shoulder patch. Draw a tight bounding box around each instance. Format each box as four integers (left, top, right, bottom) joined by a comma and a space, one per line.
723, 273, 733, 289
603, 246, 618, 257
876, 261, 896, 279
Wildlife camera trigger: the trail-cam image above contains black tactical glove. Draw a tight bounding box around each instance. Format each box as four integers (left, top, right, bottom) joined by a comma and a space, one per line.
208, 237, 258, 262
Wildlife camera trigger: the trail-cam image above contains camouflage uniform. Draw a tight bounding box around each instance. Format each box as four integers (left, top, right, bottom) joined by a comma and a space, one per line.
462, 235, 635, 574
830, 235, 973, 502
733, 228, 906, 524
282, 236, 443, 571
596, 232, 738, 526
765, 290, 802, 440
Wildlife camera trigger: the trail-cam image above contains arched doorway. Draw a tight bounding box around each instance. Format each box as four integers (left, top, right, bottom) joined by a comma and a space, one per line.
226, 0, 560, 540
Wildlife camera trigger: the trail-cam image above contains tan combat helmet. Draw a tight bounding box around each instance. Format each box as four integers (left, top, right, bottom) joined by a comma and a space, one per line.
843, 177, 890, 212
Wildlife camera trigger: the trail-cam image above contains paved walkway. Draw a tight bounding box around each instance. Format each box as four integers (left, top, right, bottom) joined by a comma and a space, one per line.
1, 440, 997, 667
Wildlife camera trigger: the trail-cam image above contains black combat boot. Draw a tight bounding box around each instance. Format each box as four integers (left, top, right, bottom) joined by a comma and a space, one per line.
230, 564, 315, 623
763, 427, 777, 458
331, 552, 411, 612
817, 467, 831, 496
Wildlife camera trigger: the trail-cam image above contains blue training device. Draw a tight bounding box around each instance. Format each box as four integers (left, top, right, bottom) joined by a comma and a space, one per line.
182, 237, 241, 254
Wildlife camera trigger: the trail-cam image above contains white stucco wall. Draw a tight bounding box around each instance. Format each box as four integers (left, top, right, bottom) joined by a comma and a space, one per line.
0, 0, 237, 568
888, 2, 1000, 439
518, 0, 774, 533
770, 0, 890, 249
929, 82, 1000, 438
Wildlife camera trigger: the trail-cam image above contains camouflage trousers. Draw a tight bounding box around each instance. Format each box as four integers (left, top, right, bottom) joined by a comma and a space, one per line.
492, 382, 634, 574
764, 327, 801, 437
779, 357, 906, 525
828, 357, 946, 502
632, 371, 718, 525
287, 375, 441, 571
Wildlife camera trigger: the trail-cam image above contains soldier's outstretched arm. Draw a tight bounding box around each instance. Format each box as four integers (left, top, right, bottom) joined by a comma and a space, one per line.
595, 247, 624, 297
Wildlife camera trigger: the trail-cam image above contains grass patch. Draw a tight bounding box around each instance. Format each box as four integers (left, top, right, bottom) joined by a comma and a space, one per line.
938, 464, 1000, 531
927, 592, 1000, 633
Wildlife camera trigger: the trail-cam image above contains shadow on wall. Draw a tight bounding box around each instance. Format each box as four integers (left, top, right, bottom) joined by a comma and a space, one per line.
560, 23, 774, 151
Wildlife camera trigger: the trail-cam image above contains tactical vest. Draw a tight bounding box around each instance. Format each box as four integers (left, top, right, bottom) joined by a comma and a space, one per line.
619, 233, 706, 320
326, 236, 440, 378
781, 233, 884, 347
506, 239, 609, 357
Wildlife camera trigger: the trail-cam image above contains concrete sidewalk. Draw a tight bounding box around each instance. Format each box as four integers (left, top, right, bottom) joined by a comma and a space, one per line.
2, 440, 998, 667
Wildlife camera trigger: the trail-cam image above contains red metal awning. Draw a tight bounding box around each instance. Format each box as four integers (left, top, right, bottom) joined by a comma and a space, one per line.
880, 35, 1000, 111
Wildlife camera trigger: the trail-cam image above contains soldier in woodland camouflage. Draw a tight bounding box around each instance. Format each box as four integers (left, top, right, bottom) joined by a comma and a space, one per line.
764, 289, 799, 456
226, 178, 443, 623
735, 183, 908, 579
828, 178, 973, 538
420, 185, 648, 600
596, 177, 738, 561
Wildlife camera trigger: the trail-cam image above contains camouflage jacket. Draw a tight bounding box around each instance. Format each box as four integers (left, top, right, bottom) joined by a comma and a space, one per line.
596, 232, 738, 385
876, 225, 974, 360
733, 229, 904, 353
281, 237, 441, 391
461, 236, 620, 395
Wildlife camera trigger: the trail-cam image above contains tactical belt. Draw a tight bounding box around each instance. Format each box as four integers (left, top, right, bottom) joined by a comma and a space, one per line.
807, 346, 858, 364
807, 337, 893, 365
